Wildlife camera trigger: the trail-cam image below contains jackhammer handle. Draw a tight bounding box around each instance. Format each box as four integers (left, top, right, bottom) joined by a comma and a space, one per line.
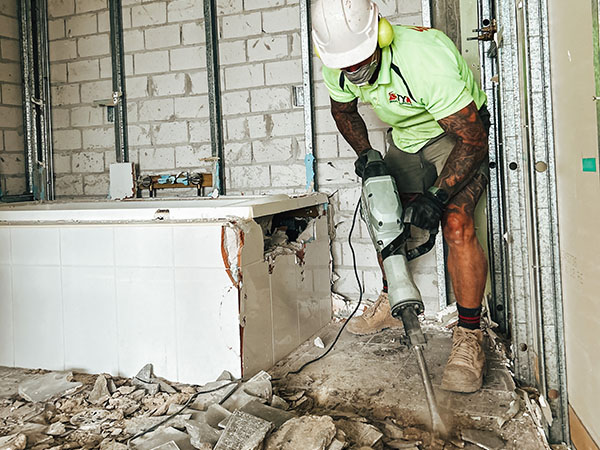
406, 230, 437, 261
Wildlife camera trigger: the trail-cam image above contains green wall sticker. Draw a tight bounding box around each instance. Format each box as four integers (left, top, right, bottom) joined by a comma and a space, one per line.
582, 158, 597, 172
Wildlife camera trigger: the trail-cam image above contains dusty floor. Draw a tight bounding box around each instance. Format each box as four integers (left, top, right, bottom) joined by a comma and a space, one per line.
0, 321, 550, 450
270, 322, 548, 450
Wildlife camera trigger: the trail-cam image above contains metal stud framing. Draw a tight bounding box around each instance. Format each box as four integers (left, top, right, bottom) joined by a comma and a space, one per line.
204, 0, 225, 194
18, 0, 53, 201
300, 0, 317, 192
495, 0, 569, 442
109, 0, 129, 163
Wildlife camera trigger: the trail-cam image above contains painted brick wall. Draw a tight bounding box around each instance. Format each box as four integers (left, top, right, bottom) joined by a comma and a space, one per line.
0, 0, 25, 197
42, 0, 439, 308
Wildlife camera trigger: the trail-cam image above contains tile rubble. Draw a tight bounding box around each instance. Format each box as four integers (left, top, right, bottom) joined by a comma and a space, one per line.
0, 364, 518, 450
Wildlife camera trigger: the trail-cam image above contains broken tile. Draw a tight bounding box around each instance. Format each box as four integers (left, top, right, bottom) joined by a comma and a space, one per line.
89, 375, 111, 405
270, 395, 289, 410
206, 404, 232, 429
0, 433, 26, 450
99, 439, 128, 450
264, 415, 336, 450
334, 419, 383, 447
386, 441, 420, 450
217, 371, 235, 382
184, 419, 221, 447
18, 372, 82, 403
243, 380, 272, 403
130, 426, 195, 450
220, 387, 264, 412
461, 429, 505, 450
45, 422, 66, 436
214, 410, 272, 450
326, 439, 345, 450
124, 414, 192, 436
240, 400, 294, 429
190, 381, 238, 411
70, 409, 112, 432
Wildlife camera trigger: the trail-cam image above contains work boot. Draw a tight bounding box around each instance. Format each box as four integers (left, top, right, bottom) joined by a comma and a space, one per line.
346, 292, 403, 335
441, 326, 485, 393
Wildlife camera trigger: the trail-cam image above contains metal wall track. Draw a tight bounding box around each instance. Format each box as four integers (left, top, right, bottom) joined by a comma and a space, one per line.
109, 0, 129, 164
18, 0, 53, 201
495, 0, 569, 442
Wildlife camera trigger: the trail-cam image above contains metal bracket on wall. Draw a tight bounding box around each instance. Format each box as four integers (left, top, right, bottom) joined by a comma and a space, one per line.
204, 0, 225, 195
109, 0, 129, 163
18, 0, 54, 201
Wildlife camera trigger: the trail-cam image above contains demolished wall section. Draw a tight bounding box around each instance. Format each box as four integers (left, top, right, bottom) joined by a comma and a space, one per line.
0, 0, 25, 197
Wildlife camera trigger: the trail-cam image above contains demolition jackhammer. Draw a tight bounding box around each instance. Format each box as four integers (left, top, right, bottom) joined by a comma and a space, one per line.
359, 149, 448, 437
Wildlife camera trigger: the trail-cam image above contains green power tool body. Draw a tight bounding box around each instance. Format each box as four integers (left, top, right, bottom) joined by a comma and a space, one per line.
360, 149, 447, 436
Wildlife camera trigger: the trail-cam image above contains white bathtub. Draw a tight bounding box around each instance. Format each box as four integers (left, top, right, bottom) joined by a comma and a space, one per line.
0, 194, 332, 384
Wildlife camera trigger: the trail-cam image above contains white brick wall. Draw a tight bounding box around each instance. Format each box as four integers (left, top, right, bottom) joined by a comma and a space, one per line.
0, 1, 24, 196
37, 0, 433, 304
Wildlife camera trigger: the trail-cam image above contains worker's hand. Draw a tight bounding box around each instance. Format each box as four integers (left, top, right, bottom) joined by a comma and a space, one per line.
403, 188, 448, 231
354, 149, 383, 178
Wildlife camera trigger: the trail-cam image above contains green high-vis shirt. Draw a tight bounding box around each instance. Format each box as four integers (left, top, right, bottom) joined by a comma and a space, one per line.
322, 25, 487, 154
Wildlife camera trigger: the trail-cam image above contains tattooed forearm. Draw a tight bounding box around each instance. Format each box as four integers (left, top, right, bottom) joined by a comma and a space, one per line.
435, 102, 488, 198
331, 98, 371, 155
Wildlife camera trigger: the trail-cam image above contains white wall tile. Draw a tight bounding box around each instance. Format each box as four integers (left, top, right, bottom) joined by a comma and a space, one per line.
115, 226, 173, 267
11, 227, 60, 266
115, 267, 177, 380
0, 227, 10, 264
174, 268, 241, 383
173, 225, 223, 268
62, 266, 118, 373
0, 265, 13, 366
60, 227, 115, 266
12, 266, 64, 370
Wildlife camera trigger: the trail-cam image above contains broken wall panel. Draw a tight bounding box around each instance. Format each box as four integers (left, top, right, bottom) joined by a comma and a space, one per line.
0, 193, 331, 384
0, 0, 26, 197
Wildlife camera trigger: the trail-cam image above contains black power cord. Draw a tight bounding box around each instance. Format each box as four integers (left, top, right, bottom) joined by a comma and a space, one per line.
289, 197, 364, 375
126, 380, 241, 447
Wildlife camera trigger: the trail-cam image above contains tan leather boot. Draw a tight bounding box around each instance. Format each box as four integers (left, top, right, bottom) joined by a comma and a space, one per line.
441, 327, 485, 393
346, 292, 403, 335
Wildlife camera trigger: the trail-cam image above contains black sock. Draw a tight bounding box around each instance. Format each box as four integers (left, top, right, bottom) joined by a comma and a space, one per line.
457, 304, 482, 330
382, 279, 388, 293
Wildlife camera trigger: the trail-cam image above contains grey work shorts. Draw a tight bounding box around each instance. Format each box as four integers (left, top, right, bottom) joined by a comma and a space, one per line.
383, 105, 491, 195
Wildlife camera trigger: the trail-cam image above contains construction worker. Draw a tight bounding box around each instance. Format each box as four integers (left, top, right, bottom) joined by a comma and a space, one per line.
312, 0, 491, 393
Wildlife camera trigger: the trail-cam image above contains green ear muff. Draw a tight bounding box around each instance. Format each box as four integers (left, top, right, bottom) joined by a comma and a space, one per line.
378, 17, 393, 47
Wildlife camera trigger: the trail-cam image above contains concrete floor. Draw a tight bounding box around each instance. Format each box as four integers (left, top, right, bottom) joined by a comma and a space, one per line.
270, 322, 548, 449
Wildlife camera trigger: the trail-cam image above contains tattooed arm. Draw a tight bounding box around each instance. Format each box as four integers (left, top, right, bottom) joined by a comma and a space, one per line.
331, 98, 371, 155
435, 101, 488, 198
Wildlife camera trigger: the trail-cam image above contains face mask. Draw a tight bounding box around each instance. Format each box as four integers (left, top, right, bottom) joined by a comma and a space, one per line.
343, 51, 380, 86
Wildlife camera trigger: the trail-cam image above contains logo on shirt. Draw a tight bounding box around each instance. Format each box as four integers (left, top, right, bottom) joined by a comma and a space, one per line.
389, 91, 413, 105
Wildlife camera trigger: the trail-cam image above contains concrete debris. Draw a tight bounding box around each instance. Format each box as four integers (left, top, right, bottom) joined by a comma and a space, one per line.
45, 421, 66, 436
314, 337, 325, 348
132, 364, 177, 396
264, 415, 336, 450
184, 419, 221, 448
190, 381, 238, 411
386, 441, 421, 449
205, 403, 232, 428
326, 438, 346, 450
213, 410, 272, 450
240, 400, 294, 428
131, 426, 195, 450
18, 372, 82, 403
216, 371, 235, 382
334, 418, 383, 447
461, 429, 506, 450
89, 375, 112, 405
0, 434, 26, 450
270, 395, 289, 410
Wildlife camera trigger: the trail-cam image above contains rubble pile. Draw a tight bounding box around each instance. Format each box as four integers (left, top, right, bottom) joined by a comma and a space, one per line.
0, 365, 493, 450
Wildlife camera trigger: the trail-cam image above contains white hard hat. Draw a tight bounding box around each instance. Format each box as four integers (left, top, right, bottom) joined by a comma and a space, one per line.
311, 0, 379, 69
